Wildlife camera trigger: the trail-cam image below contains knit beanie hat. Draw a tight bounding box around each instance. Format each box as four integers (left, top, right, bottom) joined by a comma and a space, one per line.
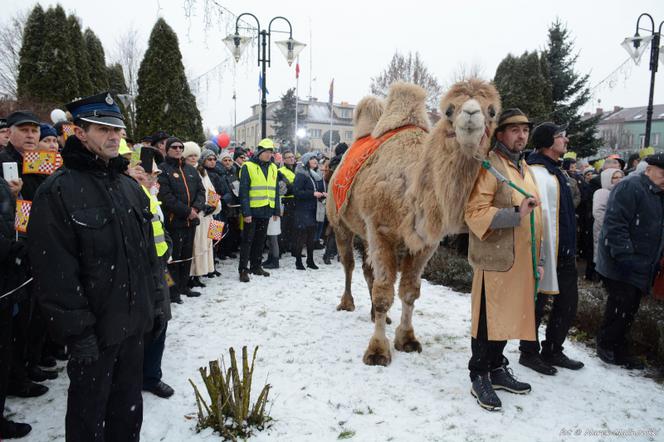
165, 136, 184, 151
233, 147, 247, 160
39, 123, 57, 140
219, 150, 232, 161
199, 148, 216, 166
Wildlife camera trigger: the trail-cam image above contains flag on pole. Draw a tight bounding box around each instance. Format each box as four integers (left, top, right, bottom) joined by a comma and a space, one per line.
295, 62, 300, 79
328, 78, 334, 107
15, 199, 32, 233
258, 73, 269, 95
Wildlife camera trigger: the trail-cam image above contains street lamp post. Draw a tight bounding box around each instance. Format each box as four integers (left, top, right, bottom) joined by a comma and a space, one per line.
623, 13, 664, 148
223, 14, 305, 141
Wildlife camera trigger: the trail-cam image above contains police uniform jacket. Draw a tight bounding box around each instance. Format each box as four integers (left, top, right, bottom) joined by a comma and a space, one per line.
27, 135, 163, 348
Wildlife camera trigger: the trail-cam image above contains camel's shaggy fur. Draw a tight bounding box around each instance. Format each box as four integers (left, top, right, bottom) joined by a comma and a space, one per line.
327, 79, 501, 366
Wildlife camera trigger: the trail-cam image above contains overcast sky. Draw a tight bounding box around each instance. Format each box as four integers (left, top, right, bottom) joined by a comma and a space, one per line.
5, 0, 664, 133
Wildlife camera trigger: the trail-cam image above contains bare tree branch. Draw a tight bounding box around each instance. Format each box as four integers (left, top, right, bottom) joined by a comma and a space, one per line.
0, 9, 28, 99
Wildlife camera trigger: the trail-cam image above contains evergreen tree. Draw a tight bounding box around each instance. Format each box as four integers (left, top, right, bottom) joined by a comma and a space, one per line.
271, 88, 303, 146
136, 18, 204, 142
107, 63, 127, 94
16, 4, 46, 100
494, 51, 552, 125
84, 28, 109, 93
67, 14, 93, 98
544, 19, 600, 157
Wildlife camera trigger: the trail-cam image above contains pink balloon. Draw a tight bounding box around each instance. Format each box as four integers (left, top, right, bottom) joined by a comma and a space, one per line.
216, 132, 230, 148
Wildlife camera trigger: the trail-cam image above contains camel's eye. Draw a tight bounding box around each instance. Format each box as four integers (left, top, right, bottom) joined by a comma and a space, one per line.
445, 105, 455, 119
488, 105, 496, 119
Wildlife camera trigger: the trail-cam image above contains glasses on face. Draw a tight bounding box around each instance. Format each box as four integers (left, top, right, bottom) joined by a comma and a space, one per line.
170, 145, 184, 150
206, 157, 217, 161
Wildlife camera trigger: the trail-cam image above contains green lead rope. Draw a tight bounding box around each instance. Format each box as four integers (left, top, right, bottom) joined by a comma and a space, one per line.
481, 160, 539, 300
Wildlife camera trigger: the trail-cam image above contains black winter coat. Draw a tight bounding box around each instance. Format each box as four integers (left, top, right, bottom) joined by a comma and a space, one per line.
157, 156, 205, 230
293, 168, 325, 229
0, 143, 49, 201
27, 136, 163, 347
596, 173, 664, 292
0, 177, 27, 307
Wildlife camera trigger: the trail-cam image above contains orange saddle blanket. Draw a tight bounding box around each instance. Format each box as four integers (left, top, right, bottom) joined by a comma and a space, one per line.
333, 125, 423, 211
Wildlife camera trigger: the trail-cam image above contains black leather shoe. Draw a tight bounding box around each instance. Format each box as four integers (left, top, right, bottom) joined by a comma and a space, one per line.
40, 355, 57, 368
491, 366, 531, 394
614, 350, 645, 370
8, 381, 48, 398
323, 256, 331, 265
250, 267, 270, 277
296, 260, 305, 270
27, 365, 58, 382
471, 374, 501, 411
597, 345, 617, 364
0, 418, 32, 439
171, 296, 184, 304
519, 352, 557, 375
306, 261, 319, 270
542, 351, 584, 370
184, 289, 201, 297
144, 381, 174, 398
263, 259, 279, 269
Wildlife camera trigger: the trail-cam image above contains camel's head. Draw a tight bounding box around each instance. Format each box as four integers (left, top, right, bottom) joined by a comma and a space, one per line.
440, 79, 501, 158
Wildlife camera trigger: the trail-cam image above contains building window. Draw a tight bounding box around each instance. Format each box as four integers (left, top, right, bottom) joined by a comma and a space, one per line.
309, 129, 322, 138
340, 109, 352, 119
345, 131, 353, 140
653, 133, 661, 147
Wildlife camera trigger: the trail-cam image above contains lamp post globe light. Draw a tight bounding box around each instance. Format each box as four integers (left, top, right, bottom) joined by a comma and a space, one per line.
622, 13, 664, 148
223, 13, 306, 141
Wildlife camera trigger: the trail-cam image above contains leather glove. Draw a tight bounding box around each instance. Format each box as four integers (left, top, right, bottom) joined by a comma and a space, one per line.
203, 204, 216, 216
152, 309, 166, 338
69, 334, 99, 366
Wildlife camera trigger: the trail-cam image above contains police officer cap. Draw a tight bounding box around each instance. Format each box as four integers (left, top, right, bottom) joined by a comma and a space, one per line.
644, 152, 664, 169
65, 92, 125, 128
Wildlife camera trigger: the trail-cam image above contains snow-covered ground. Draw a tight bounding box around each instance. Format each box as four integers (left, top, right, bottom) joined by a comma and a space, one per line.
7, 252, 664, 441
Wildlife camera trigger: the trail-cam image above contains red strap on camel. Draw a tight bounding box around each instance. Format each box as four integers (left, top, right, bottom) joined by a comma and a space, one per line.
334, 125, 425, 211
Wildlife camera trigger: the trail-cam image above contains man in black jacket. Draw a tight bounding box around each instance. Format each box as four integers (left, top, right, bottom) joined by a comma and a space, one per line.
519, 122, 584, 375
27, 92, 164, 442
595, 153, 664, 369
0, 177, 32, 439
157, 137, 205, 303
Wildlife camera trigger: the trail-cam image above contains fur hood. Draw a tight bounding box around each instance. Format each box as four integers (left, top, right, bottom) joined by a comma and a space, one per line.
601, 167, 622, 190
372, 82, 430, 138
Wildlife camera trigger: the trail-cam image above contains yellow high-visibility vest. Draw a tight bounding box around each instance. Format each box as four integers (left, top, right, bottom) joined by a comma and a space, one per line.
278, 166, 295, 199
243, 161, 278, 208
142, 186, 168, 257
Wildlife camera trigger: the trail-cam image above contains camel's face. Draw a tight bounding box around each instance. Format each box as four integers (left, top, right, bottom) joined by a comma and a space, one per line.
441, 80, 501, 158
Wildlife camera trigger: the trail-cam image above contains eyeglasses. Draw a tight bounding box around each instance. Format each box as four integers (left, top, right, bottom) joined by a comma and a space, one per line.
206, 157, 217, 161
170, 145, 184, 150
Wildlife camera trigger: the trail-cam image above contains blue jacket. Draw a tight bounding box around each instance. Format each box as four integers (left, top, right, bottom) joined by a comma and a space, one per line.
527, 152, 577, 258
293, 168, 325, 229
596, 173, 664, 292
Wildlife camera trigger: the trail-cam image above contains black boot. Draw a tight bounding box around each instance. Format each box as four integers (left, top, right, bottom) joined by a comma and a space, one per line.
239, 270, 250, 283
27, 365, 58, 382
0, 418, 32, 439
541, 350, 584, 370
296, 258, 305, 270
190, 276, 206, 288
143, 380, 175, 398
306, 258, 319, 270
263, 257, 280, 269
323, 255, 332, 265
470, 374, 501, 411
519, 352, 557, 375
490, 366, 531, 394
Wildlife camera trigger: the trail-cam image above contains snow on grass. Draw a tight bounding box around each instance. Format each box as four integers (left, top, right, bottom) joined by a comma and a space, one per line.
7, 252, 664, 441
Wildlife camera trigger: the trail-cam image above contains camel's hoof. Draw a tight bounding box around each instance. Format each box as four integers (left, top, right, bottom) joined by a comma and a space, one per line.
363, 353, 391, 366
395, 339, 422, 353
336, 300, 355, 312
363, 338, 392, 366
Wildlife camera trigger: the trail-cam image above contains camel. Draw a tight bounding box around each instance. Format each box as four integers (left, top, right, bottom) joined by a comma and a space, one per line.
327, 79, 501, 366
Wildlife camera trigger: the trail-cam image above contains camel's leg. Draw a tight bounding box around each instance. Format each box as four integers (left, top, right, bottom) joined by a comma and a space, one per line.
335, 224, 356, 312
360, 242, 392, 325
394, 246, 437, 353
362, 230, 397, 366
